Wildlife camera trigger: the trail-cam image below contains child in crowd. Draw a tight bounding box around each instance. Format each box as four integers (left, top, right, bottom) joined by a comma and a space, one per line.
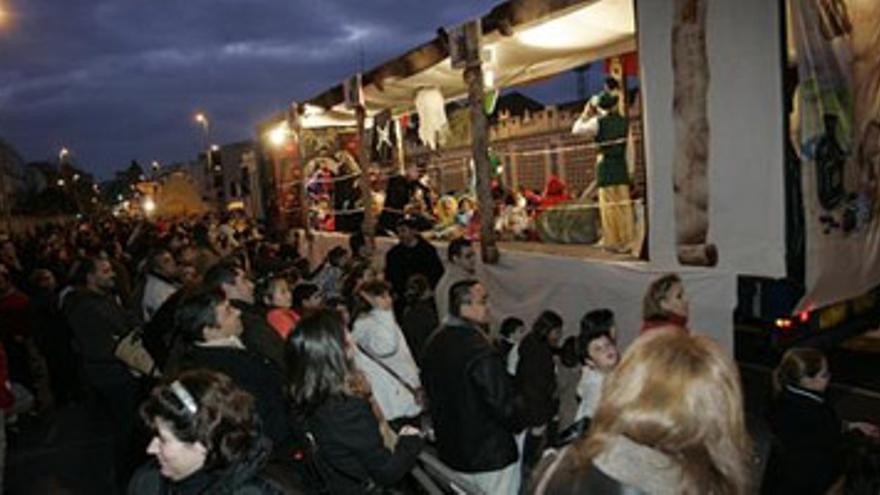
290, 282, 322, 321
258, 274, 297, 339
573, 309, 620, 427
311, 246, 349, 299
497, 316, 527, 375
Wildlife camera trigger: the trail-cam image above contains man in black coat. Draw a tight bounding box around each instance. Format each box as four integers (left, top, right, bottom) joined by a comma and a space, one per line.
170, 289, 292, 450
420, 280, 524, 495
63, 256, 141, 490
384, 218, 444, 316
202, 262, 286, 372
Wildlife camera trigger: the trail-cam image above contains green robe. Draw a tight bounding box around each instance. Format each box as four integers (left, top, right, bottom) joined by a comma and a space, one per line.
596, 112, 630, 188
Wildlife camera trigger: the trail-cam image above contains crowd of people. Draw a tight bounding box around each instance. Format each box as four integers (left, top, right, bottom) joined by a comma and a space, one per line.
0, 213, 878, 494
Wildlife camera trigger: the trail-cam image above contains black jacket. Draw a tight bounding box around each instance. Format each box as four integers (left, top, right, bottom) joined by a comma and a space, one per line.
420, 319, 523, 473
304, 396, 423, 494
384, 238, 444, 300
515, 331, 559, 427
399, 298, 438, 366
763, 385, 845, 495
63, 287, 138, 386
127, 437, 303, 495
232, 299, 286, 372
177, 345, 292, 449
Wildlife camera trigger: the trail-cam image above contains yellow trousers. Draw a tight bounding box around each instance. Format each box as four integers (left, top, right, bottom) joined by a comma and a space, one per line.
599, 184, 634, 248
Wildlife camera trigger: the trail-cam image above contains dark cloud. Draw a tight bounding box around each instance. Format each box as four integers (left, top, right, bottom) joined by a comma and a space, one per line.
0, 0, 498, 178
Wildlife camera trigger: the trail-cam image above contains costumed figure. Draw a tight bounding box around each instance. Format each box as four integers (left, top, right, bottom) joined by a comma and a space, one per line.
572, 91, 634, 252
433, 195, 462, 240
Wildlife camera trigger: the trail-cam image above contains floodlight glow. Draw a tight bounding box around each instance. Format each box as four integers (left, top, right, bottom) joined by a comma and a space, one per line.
142, 197, 156, 214
268, 123, 288, 147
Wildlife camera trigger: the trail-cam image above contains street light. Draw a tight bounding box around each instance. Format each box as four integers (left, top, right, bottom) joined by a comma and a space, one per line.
59, 147, 69, 162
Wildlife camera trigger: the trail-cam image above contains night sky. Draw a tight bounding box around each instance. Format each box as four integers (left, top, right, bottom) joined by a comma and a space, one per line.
0, 0, 581, 179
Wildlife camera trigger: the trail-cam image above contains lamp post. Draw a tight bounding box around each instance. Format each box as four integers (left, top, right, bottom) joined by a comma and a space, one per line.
194, 112, 216, 204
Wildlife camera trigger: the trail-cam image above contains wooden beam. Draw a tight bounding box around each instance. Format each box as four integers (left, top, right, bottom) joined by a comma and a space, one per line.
356, 105, 377, 255
288, 104, 311, 242
464, 45, 500, 264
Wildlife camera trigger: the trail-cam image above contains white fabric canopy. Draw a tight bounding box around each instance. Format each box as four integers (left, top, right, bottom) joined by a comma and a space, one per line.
299, 0, 636, 128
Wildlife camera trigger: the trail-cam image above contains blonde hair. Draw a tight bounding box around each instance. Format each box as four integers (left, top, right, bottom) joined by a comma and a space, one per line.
773, 347, 826, 394
579, 332, 751, 495
642, 273, 682, 321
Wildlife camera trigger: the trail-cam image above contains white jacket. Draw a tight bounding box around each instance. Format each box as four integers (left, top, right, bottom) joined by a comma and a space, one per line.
351, 309, 422, 421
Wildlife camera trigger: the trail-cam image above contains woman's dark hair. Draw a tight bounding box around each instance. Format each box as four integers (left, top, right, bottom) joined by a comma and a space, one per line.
286, 309, 358, 415
291, 282, 320, 311
579, 309, 615, 338
532, 310, 563, 341
559, 336, 582, 368
140, 370, 257, 471
352, 279, 391, 321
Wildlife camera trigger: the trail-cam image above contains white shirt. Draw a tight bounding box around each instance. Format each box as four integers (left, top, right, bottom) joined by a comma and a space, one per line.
574, 366, 606, 423
571, 114, 600, 139
141, 273, 179, 322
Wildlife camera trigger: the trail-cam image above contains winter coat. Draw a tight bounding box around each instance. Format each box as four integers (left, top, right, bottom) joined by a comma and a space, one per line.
231, 300, 286, 373
420, 318, 523, 473
303, 396, 423, 494
127, 437, 303, 495
351, 309, 421, 421
529, 434, 682, 495
383, 238, 444, 303
63, 288, 138, 386
515, 331, 559, 427
176, 343, 292, 449
763, 385, 845, 495
399, 298, 438, 365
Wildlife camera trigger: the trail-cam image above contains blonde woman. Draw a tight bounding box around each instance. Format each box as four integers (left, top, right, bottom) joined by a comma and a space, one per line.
530, 331, 751, 495
640, 273, 690, 334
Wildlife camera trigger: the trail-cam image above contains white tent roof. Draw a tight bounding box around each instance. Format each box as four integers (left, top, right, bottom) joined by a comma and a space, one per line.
293, 0, 635, 129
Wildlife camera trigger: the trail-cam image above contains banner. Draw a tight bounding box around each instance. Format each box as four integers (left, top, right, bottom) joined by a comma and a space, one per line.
791, 0, 880, 310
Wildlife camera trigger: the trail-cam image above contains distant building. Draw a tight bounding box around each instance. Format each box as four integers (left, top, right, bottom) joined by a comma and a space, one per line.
0, 139, 27, 217
198, 140, 264, 218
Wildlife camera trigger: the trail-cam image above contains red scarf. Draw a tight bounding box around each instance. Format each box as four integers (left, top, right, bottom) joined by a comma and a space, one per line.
640, 314, 689, 334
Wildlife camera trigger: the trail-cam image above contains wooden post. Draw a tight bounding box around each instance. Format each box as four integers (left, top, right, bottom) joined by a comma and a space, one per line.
464, 46, 499, 263
288, 104, 311, 242
356, 105, 377, 254
395, 117, 406, 175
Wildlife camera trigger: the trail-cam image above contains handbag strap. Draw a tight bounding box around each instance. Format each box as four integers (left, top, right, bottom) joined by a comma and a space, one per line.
356, 343, 420, 397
